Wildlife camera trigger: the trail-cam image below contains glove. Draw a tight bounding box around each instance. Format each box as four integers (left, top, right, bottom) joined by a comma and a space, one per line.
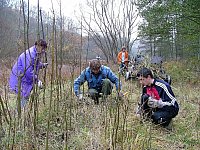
119, 92, 124, 98
38, 80, 43, 89
43, 63, 48, 68
125, 71, 130, 80
136, 104, 142, 115
147, 97, 167, 108
34, 75, 38, 80
141, 94, 150, 101
77, 94, 83, 100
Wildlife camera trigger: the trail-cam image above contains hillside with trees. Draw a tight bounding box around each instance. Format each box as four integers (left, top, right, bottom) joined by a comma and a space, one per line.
135, 0, 200, 62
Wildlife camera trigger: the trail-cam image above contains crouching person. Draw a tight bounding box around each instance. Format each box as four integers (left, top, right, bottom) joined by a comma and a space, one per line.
74, 58, 122, 104
136, 67, 179, 129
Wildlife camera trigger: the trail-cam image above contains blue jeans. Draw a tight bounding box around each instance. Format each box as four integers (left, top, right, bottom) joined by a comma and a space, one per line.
20, 97, 29, 108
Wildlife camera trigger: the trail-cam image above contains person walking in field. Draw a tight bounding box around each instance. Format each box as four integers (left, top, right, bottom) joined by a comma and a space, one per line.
74, 58, 123, 104
9, 39, 48, 108
136, 67, 179, 129
117, 46, 129, 72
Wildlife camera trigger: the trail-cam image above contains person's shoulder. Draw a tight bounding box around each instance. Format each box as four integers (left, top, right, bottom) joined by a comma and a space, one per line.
26, 46, 35, 51
25, 46, 35, 54
101, 66, 116, 74
118, 51, 122, 54
81, 67, 90, 73
18, 46, 34, 58
155, 78, 170, 87
101, 65, 110, 70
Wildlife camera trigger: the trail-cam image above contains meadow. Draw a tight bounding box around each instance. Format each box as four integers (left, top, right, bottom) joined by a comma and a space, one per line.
0, 60, 199, 150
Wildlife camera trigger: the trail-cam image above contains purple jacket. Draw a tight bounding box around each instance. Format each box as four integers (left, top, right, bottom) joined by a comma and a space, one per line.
9, 46, 44, 98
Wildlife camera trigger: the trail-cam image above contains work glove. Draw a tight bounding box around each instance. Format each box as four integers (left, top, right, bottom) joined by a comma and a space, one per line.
76, 93, 88, 105
125, 71, 130, 80
118, 92, 124, 100
77, 93, 83, 100
147, 97, 172, 108
38, 80, 43, 89
43, 63, 48, 68
135, 104, 142, 115
76, 93, 85, 100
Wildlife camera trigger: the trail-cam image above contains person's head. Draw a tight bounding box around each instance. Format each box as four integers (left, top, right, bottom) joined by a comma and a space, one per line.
121, 46, 126, 52
96, 55, 100, 60
89, 59, 101, 74
35, 39, 47, 53
137, 67, 154, 86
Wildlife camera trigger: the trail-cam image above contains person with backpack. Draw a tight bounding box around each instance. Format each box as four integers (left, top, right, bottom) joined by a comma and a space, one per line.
136, 67, 179, 129
74, 58, 122, 104
9, 39, 48, 108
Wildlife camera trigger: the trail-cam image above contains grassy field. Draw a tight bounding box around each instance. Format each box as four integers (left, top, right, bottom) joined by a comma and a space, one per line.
0, 61, 199, 150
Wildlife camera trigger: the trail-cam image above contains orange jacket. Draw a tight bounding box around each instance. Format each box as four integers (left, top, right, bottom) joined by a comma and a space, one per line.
117, 50, 129, 65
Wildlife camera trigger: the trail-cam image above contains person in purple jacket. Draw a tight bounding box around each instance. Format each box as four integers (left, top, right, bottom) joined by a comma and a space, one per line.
9, 39, 48, 108
136, 67, 179, 129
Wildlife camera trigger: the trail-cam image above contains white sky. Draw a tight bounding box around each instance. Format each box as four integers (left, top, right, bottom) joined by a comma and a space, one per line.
28, 0, 85, 18
27, 0, 141, 41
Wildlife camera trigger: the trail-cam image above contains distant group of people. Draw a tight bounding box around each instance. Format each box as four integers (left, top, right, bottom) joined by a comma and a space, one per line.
9, 41, 179, 129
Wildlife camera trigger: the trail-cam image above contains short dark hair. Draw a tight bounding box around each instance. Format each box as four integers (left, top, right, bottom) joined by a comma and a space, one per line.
89, 59, 101, 70
121, 46, 126, 50
35, 39, 47, 49
137, 67, 154, 78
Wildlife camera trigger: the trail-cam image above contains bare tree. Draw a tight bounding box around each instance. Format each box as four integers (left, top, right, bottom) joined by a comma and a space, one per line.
77, 0, 139, 62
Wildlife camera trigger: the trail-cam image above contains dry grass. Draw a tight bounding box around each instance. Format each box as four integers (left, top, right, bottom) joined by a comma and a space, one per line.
0, 62, 200, 150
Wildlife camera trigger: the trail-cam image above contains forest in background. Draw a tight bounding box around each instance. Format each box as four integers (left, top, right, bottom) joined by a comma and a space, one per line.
0, 0, 200, 65
137, 0, 200, 63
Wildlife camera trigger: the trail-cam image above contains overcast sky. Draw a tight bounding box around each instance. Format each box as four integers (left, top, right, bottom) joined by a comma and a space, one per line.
28, 0, 85, 18
26, 0, 140, 44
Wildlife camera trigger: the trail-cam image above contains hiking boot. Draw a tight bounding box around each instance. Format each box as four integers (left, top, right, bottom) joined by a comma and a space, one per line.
163, 120, 173, 131
94, 97, 99, 105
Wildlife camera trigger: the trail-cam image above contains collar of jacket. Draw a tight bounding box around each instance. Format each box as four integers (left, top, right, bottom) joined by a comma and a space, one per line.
33, 45, 37, 53
146, 78, 156, 87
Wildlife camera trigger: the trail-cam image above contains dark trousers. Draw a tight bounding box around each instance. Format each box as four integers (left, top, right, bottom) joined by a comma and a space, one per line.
141, 98, 179, 127
151, 107, 178, 127
120, 63, 128, 72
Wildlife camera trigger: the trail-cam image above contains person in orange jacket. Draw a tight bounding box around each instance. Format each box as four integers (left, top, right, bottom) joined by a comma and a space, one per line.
117, 46, 129, 72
